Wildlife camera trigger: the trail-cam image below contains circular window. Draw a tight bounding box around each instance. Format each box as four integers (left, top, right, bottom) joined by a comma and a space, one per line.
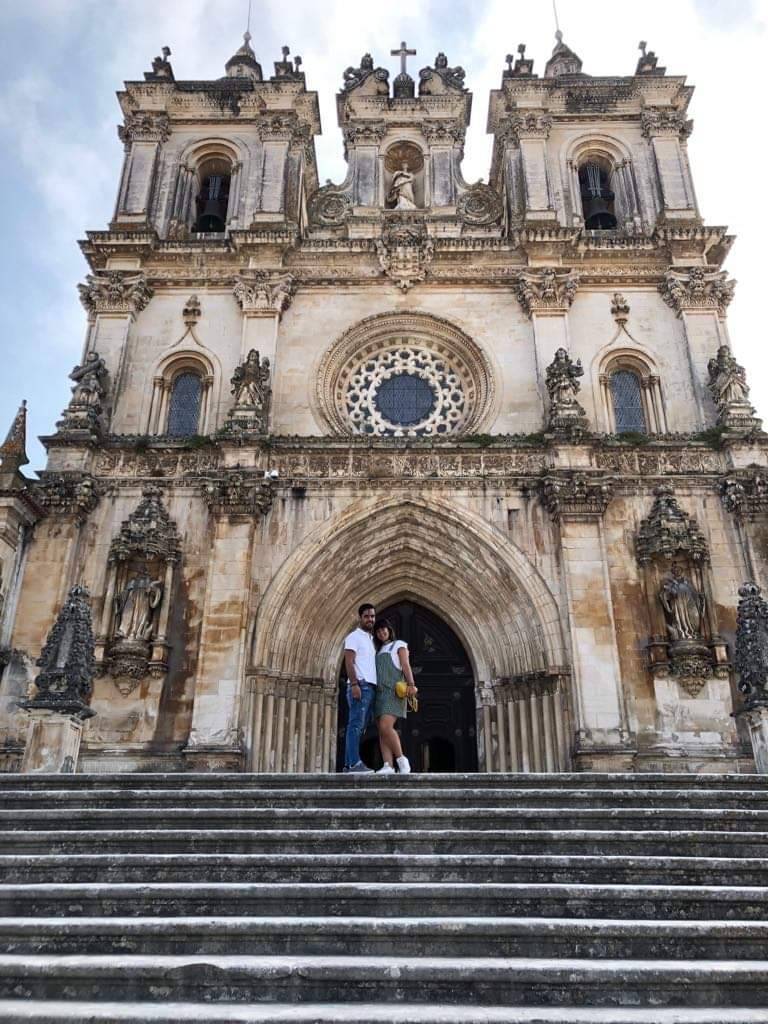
316, 312, 495, 437
374, 373, 436, 426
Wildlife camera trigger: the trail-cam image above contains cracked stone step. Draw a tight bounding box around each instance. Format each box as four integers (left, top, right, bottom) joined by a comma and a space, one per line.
4, 787, 768, 810
5, 1001, 768, 1023
4, 852, 767, 886
3, 882, 768, 921
2, 915, 768, 959
3, 828, 767, 857
5, 806, 768, 832
1, 954, 768, 1007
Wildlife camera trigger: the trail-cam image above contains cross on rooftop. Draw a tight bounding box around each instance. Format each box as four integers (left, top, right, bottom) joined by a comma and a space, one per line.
391, 40, 416, 76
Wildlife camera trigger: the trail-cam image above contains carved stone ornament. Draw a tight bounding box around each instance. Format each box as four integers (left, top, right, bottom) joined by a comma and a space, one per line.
118, 111, 171, 145
225, 349, 272, 433
233, 273, 295, 317
78, 272, 153, 317
201, 472, 275, 517
540, 472, 613, 520
515, 268, 578, 317
418, 53, 466, 94
544, 348, 589, 436
707, 345, 762, 432
659, 267, 735, 317
457, 183, 503, 227
735, 582, 768, 707
507, 113, 553, 142
342, 123, 387, 146
640, 107, 692, 140
308, 183, 352, 227
108, 487, 181, 566
0, 401, 29, 473
183, 295, 201, 326
610, 293, 630, 324
36, 474, 100, 524
341, 53, 390, 94
636, 485, 709, 566
57, 351, 109, 434
377, 220, 434, 292
721, 467, 768, 518
18, 584, 96, 719
421, 121, 465, 145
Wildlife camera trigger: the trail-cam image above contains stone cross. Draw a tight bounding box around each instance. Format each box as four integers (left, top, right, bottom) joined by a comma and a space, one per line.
391, 41, 416, 76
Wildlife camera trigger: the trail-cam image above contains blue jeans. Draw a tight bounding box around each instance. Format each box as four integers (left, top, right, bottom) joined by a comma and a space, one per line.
344, 682, 375, 768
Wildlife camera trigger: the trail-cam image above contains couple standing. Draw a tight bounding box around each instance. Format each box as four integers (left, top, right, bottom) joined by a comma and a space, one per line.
343, 603, 418, 774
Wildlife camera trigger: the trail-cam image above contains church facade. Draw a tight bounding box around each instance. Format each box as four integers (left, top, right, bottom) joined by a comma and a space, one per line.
0, 34, 765, 775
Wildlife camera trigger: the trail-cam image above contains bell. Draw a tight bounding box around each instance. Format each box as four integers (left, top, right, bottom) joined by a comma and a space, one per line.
194, 198, 227, 233
582, 195, 617, 230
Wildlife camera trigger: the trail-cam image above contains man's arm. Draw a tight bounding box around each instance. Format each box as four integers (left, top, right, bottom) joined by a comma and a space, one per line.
344, 647, 362, 700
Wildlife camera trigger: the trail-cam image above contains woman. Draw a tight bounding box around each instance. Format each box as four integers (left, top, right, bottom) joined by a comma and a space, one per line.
373, 619, 418, 775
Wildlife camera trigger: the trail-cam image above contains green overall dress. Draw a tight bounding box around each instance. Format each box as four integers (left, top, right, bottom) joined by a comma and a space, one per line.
374, 642, 408, 719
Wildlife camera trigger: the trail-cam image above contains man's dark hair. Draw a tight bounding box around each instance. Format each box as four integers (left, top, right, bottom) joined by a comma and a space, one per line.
358, 602, 375, 617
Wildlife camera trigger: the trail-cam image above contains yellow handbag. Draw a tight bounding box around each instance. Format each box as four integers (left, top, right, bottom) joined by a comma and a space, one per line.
395, 679, 418, 713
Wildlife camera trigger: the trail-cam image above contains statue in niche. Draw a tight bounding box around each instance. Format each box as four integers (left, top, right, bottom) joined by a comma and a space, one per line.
387, 163, 417, 210
113, 569, 163, 643
545, 348, 584, 408
659, 565, 706, 643
228, 349, 271, 433
68, 352, 108, 410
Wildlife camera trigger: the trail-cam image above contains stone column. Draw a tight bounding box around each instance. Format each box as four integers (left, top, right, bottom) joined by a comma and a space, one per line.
541, 473, 631, 768
508, 114, 555, 224
515, 268, 579, 417
659, 268, 735, 425
113, 113, 170, 230
641, 109, 697, 222
184, 473, 274, 771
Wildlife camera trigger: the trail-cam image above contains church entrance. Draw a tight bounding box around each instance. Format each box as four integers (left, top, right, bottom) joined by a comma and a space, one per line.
336, 600, 478, 773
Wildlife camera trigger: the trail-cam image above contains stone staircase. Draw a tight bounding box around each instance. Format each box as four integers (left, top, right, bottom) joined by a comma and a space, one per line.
0, 772, 767, 1022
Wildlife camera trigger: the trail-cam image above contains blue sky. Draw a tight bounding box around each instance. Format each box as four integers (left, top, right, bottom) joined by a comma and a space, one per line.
0, 0, 766, 470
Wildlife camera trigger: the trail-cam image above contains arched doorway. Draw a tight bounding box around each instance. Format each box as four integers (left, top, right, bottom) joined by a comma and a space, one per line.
336, 600, 478, 773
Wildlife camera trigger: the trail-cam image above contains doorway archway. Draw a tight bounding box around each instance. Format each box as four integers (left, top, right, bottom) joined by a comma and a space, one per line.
336, 600, 478, 773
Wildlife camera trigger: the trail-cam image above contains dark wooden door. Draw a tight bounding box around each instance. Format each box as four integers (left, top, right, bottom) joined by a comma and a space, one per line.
337, 601, 477, 772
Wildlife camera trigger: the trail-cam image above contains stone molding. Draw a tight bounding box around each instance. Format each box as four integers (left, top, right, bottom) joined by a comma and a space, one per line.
640, 107, 692, 140
200, 471, 275, 517
78, 272, 153, 317
659, 267, 735, 317
515, 268, 578, 317
540, 472, 613, 520
118, 112, 171, 145
233, 273, 295, 317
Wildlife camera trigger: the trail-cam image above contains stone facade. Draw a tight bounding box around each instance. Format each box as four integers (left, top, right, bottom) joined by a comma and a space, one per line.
0, 35, 764, 774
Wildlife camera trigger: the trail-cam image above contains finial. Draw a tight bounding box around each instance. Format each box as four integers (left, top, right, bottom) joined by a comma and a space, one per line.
555, 29, 563, 43
294, 55, 302, 72
282, 44, 290, 59
244, 30, 252, 45
505, 53, 514, 72
518, 43, 526, 56
639, 40, 647, 55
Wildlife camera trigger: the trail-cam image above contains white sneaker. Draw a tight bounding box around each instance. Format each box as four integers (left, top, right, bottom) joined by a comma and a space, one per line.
396, 756, 411, 774
377, 762, 395, 775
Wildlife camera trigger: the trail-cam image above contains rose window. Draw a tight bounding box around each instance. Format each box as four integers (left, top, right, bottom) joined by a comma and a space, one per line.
344, 346, 467, 436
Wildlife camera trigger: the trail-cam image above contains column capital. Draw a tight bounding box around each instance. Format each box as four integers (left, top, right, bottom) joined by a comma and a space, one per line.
659, 267, 735, 317
78, 271, 153, 317
200, 471, 275, 518
118, 111, 171, 145
233, 272, 295, 318
514, 267, 578, 318
506, 112, 553, 143
540, 471, 613, 521
641, 107, 692, 140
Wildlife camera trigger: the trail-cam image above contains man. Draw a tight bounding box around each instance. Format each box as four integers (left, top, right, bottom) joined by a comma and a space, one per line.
342, 602, 377, 773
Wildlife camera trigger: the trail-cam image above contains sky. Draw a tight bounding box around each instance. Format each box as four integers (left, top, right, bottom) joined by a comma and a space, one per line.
0, 0, 766, 471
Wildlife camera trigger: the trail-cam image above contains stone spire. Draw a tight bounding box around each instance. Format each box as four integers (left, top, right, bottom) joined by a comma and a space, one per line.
225, 31, 263, 80
544, 31, 584, 78
0, 400, 29, 476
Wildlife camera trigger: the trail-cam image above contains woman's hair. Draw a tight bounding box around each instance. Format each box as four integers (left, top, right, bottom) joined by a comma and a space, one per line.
373, 618, 396, 650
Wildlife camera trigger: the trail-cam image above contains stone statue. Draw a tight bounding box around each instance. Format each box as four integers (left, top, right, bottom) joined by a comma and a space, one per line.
708, 345, 751, 408
113, 570, 163, 643
544, 348, 588, 434
387, 162, 417, 210
659, 565, 706, 642
68, 351, 107, 409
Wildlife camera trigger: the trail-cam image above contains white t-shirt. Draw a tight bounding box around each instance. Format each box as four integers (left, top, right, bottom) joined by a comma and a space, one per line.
381, 640, 407, 669
344, 627, 377, 685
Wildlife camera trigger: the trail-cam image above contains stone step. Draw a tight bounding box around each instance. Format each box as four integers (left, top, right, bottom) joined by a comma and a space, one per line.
5, 805, 768, 832
2, 915, 768, 960
0, 772, 765, 792
4, 827, 767, 857
3, 882, 767, 921
1, 954, 767, 1007
4, 852, 768, 887
5, 1001, 768, 1023
4, 786, 768, 810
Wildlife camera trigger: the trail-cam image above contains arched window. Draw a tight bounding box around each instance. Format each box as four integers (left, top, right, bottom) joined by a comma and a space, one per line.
167, 372, 203, 437
578, 159, 617, 230
609, 369, 646, 433
193, 157, 231, 233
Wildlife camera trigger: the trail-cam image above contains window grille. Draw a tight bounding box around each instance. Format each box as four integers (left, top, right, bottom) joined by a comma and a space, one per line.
374, 373, 436, 426
167, 372, 202, 437
610, 369, 646, 433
